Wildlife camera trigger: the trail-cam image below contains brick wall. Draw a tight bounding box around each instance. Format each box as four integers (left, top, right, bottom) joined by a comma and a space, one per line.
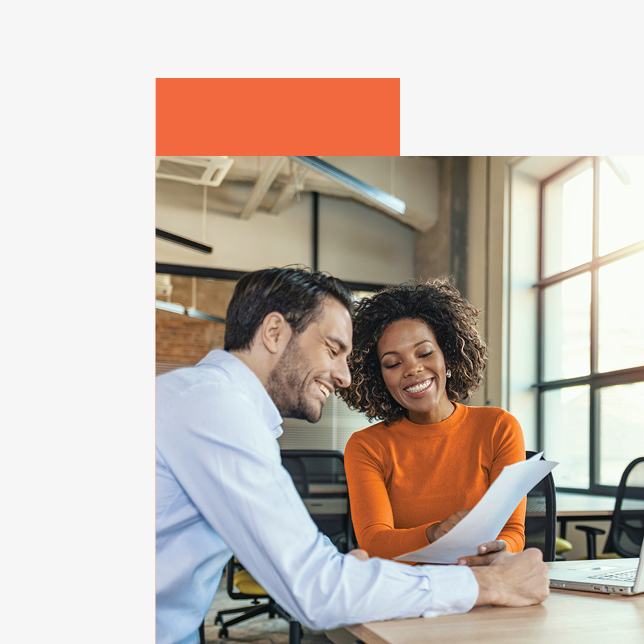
156, 275, 237, 365
156, 309, 224, 364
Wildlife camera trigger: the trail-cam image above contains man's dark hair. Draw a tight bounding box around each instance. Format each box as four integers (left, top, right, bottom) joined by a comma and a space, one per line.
224, 267, 354, 352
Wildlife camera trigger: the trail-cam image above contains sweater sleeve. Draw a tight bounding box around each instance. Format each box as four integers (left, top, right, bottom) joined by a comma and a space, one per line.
491, 412, 527, 553
344, 432, 437, 560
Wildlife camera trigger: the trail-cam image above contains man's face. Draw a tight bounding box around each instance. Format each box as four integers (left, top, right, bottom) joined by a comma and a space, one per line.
267, 297, 352, 422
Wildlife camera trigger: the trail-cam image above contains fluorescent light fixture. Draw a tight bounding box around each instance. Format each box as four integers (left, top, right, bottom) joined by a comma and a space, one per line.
289, 156, 406, 217
186, 308, 225, 324
156, 228, 213, 254
155, 300, 225, 324
156, 300, 185, 314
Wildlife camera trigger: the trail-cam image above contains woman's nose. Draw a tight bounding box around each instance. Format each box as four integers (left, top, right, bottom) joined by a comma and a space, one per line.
403, 361, 423, 378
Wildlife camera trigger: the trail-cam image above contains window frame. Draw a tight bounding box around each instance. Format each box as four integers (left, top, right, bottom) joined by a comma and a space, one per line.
536, 156, 644, 496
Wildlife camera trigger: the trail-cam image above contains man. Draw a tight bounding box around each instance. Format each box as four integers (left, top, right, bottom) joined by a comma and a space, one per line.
156, 267, 549, 644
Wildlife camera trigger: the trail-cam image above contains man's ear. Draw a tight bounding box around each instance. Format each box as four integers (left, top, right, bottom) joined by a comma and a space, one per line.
259, 312, 292, 355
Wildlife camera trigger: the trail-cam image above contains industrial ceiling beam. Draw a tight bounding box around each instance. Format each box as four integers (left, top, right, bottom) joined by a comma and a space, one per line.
239, 156, 286, 219
269, 164, 309, 215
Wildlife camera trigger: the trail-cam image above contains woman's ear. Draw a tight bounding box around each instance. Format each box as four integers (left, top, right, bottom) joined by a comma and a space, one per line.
260, 312, 292, 355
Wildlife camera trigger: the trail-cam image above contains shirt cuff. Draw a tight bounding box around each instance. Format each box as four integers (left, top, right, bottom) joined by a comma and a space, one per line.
418, 565, 478, 618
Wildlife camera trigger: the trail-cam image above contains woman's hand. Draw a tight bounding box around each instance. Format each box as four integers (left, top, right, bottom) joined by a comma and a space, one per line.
425, 509, 471, 543
457, 539, 507, 566
424, 511, 507, 566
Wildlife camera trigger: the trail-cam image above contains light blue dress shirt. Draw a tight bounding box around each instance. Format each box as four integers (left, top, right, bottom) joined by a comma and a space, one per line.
156, 350, 478, 644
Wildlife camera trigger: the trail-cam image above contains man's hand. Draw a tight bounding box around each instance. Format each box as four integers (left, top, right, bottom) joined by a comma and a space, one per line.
347, 549, 369, 561
471, 548, 550, 607
457, 539, 507, 566
425, 509, 471, 543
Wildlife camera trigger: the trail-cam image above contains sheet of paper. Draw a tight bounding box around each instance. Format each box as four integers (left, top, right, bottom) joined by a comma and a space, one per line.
394, 452, 558, 564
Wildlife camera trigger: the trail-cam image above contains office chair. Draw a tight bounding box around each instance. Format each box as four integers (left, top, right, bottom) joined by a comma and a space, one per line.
212, 557, 301, 644
575, 456, 644, 560
280, 450, 355, 553
524, 451, 558, 562
210, 450, 354, 644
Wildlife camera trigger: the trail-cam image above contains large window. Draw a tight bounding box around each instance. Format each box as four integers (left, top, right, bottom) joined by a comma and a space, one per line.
538, 157, 644, 494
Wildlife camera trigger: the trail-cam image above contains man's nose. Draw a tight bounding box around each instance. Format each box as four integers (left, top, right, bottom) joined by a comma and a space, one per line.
333, 359, 351, 389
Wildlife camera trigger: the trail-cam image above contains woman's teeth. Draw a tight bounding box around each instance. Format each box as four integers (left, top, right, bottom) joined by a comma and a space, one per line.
404, 379, 432, 394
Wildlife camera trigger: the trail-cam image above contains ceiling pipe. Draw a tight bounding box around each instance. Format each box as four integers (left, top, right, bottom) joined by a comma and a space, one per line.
289, 156, 406, 217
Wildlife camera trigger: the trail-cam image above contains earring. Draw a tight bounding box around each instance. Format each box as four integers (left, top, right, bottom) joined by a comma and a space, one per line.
446, 370, 452, 378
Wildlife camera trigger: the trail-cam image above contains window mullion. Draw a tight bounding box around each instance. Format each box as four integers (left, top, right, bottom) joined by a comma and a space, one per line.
590, 157, 600, 488
591, 157, 600, 375
537, 182, 545, 453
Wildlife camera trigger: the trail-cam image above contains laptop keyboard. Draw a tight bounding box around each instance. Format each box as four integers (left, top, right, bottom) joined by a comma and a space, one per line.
588, 570, 637, 582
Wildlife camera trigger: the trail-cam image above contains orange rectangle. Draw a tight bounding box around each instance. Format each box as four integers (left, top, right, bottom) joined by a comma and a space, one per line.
156, 78, 399, 155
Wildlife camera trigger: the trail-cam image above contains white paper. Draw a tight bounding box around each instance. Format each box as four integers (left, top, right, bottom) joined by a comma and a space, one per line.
394, 452, 558, 564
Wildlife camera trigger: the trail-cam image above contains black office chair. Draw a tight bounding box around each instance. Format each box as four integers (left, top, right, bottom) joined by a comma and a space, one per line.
524, 450, 557, 562
575, 456, 644, 560
280, 449, 355, 553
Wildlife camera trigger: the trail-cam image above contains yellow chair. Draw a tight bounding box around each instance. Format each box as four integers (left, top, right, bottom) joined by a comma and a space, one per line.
232, 567, 268, 596
555, 536, 573, 559
213, 558, 301, 644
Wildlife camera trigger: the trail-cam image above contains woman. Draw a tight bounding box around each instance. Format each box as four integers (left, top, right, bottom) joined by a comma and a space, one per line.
340, 278, 525, 565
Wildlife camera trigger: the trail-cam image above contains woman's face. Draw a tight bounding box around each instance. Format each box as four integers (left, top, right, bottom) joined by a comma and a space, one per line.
377, 318, 454, 425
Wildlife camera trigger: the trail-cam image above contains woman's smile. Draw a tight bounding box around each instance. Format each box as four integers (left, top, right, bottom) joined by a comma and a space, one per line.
377, 318, 455, 424
403, 377, 434, 396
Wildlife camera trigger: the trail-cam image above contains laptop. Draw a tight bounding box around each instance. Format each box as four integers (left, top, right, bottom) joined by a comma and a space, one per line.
548, 540, 644, 595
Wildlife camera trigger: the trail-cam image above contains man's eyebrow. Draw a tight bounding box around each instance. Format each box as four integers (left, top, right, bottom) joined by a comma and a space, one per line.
327, 336, 348, 353
380, 340, 432, 360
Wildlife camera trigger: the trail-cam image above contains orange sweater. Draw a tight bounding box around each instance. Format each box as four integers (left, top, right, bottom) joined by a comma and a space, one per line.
344, 403, 526, 560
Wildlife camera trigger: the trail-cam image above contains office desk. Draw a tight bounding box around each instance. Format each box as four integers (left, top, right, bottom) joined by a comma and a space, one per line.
556, 493, 615, 539
326, 562, 644, 644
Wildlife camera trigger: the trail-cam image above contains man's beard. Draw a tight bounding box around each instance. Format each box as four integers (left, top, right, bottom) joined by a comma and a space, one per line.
266, 338, 324, 423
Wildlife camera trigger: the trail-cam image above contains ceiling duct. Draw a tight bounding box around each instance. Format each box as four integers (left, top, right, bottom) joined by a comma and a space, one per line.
156, 156, 234, 187
289, 156, 406, 217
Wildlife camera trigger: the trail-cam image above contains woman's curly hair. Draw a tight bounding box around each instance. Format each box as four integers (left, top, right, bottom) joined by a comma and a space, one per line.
339, 277, 488, 425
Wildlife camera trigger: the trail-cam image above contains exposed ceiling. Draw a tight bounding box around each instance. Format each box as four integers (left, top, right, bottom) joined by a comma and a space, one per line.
155, 156, 439, 233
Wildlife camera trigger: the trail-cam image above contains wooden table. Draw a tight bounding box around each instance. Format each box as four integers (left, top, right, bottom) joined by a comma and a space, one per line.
326, 561, 644, 644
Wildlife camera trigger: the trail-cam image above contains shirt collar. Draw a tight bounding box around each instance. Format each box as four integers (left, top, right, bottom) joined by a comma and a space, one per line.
196, 349, 284, 438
